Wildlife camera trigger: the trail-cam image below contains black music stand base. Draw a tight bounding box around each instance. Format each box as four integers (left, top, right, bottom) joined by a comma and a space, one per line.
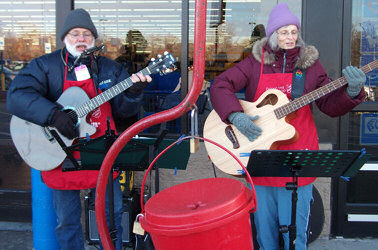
279, 170, 299, 250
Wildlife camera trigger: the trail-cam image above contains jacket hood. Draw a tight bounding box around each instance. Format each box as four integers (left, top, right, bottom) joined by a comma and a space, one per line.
251, 37, 319, 69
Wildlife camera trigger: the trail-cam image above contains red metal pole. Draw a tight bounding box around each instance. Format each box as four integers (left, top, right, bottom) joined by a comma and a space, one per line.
95, 0, 208, 249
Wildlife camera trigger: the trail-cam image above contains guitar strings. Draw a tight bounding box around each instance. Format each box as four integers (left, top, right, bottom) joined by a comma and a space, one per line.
58, 54, 173, 126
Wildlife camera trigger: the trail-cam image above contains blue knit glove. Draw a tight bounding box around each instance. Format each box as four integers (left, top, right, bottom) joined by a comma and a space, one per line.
343, 66, 366, 98
228, 112, 262, 142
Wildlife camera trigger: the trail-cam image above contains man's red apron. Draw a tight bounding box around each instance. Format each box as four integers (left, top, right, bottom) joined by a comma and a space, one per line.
42, 54, 118, 190
251, 49, 318, 187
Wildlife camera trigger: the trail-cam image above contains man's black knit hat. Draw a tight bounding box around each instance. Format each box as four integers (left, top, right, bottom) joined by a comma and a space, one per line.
59, 8, 98, 40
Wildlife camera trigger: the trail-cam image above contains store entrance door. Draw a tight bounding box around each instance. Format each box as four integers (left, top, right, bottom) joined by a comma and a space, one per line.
332, 105, 378, 237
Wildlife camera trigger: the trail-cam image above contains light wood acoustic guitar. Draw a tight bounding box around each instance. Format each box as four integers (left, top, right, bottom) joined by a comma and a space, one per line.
10, 52, 176, 171
203, 60, 377, 175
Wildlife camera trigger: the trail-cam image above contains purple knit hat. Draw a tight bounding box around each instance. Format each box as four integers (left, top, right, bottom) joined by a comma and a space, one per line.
266, 3, 301, 37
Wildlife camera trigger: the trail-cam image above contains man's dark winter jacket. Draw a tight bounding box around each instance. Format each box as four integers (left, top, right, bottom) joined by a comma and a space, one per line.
7, 48, 143, 126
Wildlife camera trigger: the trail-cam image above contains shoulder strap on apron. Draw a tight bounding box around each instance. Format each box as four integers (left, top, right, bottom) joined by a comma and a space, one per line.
291, 68, 306, 100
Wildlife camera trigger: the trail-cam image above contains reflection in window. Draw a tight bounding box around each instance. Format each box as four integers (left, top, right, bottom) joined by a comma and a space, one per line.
74, 0, 301, 135
188, 0, 301, 82
77, 0, 301, 82
0, 0, 55, 71
351, 0, 378, 102
349, 112, 378, 161
76, 1, 183, 73
115, 30, 151, 75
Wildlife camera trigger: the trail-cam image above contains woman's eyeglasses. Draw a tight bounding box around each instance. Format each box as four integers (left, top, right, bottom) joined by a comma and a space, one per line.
277, 30, 298, 37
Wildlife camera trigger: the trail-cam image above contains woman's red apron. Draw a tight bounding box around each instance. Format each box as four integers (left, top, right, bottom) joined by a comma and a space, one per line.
251, 49, 318, 187
42, 54, 118, 190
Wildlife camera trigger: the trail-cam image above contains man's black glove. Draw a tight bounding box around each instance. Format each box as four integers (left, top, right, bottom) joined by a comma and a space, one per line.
127, 81, 149, 95
50, 110, 78, 139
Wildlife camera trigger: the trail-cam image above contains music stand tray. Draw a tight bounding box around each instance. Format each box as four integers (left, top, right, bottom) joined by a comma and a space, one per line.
246, 149, 370, 178
77, 136, 190, 171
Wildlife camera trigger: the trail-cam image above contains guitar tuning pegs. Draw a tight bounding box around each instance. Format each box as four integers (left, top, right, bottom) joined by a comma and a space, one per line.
157, 54, 162, 58
151, 58, 155, 61
164, 51, 168, 55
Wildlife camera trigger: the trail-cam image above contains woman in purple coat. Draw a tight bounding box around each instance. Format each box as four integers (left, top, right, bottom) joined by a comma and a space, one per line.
210, 3, 366, 250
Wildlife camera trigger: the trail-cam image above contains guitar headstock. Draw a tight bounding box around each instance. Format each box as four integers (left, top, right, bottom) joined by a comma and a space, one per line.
148, 51, 177, 76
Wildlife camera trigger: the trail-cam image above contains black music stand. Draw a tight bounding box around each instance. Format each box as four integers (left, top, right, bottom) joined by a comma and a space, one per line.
50, 119, 169, 247
50, 119, 190, 247
49, 120, 120, 247
63, 128, 169, 172
246, 149, 371, 250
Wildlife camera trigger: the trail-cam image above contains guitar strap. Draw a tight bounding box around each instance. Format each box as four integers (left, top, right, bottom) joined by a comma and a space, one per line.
90, 54, 99, 95
291, 67, 306, 100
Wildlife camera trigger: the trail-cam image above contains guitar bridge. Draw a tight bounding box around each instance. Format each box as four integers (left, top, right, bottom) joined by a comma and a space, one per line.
225, 125, 240, 149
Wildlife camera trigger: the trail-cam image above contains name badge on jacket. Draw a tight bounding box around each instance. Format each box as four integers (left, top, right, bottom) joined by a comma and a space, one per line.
74, 65, 91, 81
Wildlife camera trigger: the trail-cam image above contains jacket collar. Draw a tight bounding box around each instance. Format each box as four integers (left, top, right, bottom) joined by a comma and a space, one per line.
251, 37, 319, 69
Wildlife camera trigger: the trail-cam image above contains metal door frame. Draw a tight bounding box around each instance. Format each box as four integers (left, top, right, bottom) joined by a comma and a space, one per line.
331, 0, 378, 238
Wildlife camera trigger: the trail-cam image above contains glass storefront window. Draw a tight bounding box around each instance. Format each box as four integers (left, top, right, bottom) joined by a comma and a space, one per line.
76, 0, 301, 82
189, 0, 301, 82
75, 1, 183, 74
348, 112, 378, 160
0, 0, 55, 75
351, 0, 378, 101
73, 0, 301, 134
0, 0, 55, 192
347, 1, 378, 204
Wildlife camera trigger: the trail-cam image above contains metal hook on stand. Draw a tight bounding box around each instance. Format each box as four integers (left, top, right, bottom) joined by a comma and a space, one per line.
190, 105, 199, 153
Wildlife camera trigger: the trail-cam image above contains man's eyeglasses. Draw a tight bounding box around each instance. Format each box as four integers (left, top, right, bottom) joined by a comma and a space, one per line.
277, 30, 298, 37
68, 32, 93, 39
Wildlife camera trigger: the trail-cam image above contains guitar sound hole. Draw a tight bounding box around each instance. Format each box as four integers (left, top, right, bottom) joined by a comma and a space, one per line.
64, 109, 79, 125
256, 93, 278, 108
225, 126, 240, 149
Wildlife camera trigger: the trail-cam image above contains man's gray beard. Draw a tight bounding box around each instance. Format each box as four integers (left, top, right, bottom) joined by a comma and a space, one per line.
63, 37, 95, 57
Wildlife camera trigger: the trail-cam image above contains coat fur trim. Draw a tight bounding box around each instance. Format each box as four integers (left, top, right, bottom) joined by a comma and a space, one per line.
251, 37, 319, 69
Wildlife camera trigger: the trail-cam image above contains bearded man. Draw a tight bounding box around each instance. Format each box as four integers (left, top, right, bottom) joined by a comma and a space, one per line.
7, 8, 151, 250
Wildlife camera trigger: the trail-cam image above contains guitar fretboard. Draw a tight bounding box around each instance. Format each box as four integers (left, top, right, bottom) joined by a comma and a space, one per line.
73, 68, 151, 118
274, 60, 378, 119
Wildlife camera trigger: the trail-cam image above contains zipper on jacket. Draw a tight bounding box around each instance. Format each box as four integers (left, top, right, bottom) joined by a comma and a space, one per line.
283, 51, 287, 73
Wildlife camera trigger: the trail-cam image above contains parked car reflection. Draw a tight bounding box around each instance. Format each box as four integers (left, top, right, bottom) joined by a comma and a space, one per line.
1, 62, 28, 90
2, 66, 17, 90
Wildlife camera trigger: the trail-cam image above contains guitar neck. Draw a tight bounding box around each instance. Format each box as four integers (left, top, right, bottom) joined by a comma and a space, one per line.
274, 60, 377, 119
75, 67, 151, 117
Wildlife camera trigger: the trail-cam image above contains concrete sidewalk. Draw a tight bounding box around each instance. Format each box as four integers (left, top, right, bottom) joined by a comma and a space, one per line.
1, 222, 378, 250
308, 237, 378, 250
